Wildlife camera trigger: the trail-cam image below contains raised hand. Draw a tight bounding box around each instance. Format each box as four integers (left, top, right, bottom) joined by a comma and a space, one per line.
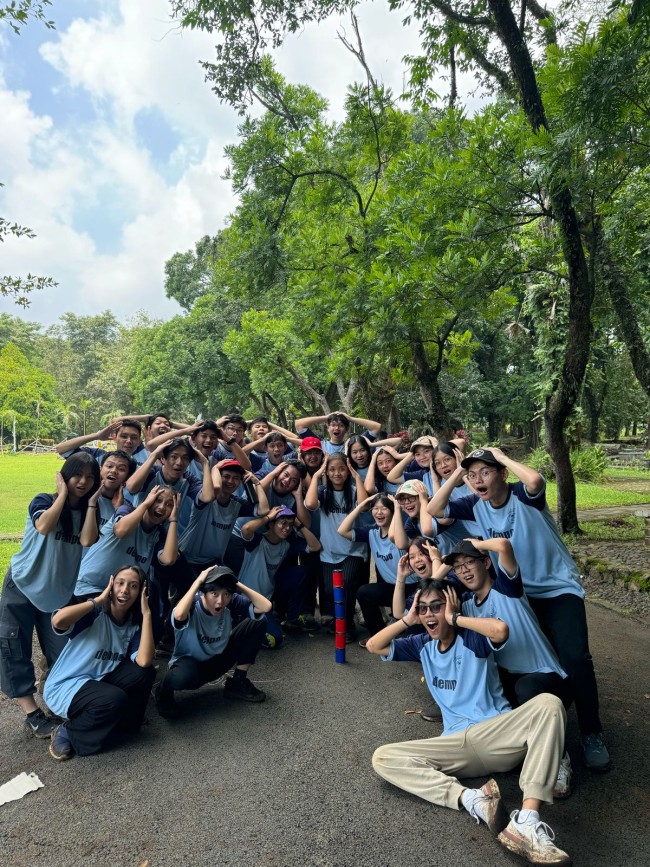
443, 586, 461, 625
55, 471, 68, 499
404, 589, 422, 626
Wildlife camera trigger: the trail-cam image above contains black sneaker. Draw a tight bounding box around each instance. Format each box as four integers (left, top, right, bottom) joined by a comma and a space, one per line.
49, 723, 74, 761
154, 683, 180, 719
223, 675, 266, 703
283, 614, 320, 633
25, 708, 56, 739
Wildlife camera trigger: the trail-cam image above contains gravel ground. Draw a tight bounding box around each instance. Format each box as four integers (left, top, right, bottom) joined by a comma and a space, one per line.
567, 540, 650, 619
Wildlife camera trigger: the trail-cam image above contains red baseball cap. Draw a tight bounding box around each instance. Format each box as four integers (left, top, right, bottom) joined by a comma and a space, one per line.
300, 436, 323, 452
219, 459, 244, 473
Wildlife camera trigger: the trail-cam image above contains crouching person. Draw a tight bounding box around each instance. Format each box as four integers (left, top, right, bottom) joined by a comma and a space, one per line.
154, 565, 271, 717
367, 579, 571, 866
44, 566, 155, 761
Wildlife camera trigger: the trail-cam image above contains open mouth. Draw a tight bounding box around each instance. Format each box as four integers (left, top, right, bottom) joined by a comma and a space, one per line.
475, 485, 489, 496
425, 618, 439, 633
412, 561, 428, 575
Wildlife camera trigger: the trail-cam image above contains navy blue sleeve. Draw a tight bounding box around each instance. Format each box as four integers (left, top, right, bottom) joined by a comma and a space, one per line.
114, 502, 136, 522
67, 608, 100, 639
404, 469, 426, 482
362, 429, 377, 443
511, 480, 546, 511
236, 497, 256, 517
352, 526, 371, 544
390, 633, 431, 662
317, 486, 327, 507
298, 427, 318, 440
28, 494, 55, 526
249, 452, 265, 472
446, 495, 479, 521
127, 629, 142, 657
229, 592, 252, 619
403, 517, 419, 539
492, 566, 524, 598
243, 534, 264, 553
459, 628, 492, 659
185, 473, 203, 501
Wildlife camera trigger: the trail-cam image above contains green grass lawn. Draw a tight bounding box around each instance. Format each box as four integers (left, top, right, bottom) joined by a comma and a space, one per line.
0, 453, 61, 533
604, 466, 650, 480
544, 480, 650, 510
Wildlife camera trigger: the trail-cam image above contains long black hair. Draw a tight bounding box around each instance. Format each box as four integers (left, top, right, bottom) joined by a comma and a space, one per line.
103, 564, 148, 625
321, 453, 355, 515
58, 452, 100, 538
345, 434, 372, 470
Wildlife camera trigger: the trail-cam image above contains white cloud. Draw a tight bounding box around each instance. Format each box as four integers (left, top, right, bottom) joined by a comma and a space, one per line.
0, 1, 480, 327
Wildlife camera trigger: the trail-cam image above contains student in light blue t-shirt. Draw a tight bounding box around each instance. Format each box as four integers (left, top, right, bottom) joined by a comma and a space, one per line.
367, 578, 572, 866
45, 565, 155, 761
154, 565, 271, 717
0, 453, 100, 739
427, 445, 610, 773
338, 494, 409, 644
363, 447, 403, 496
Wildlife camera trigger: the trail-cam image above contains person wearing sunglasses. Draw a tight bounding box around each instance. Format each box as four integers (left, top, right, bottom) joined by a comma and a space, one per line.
366, 579, 571, 866
426, 446, 610, 774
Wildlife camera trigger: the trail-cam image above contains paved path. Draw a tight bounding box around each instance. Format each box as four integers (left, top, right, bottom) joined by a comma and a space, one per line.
0, 602, 648, 867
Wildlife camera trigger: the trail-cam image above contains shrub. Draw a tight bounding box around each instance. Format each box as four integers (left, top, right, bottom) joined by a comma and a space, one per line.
526, 447, 555, 479
524, 445, 608, 483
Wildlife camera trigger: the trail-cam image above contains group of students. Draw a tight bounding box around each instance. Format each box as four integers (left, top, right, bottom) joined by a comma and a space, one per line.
0, 409, 610, 865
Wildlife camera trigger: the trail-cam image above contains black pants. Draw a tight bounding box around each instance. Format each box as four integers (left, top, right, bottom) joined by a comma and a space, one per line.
498, 667, 573, 711
529, 593, 602, 735
66, 660, 155, 756
300, 550, 321, 616
357, 576, 395, 636
152, 554, 196, 645
158, 618, 265, 700
320, 557, 367, 631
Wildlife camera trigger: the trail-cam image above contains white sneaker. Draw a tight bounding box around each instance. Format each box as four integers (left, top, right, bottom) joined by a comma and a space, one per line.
498, 810, 571, 865
553, 752, 573, 800
464, 779, 508, 835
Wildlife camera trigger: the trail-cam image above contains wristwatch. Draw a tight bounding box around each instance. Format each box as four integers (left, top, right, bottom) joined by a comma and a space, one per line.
451, 611, 460, 628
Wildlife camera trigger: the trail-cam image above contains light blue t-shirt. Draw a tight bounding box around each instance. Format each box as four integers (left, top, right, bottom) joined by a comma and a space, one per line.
384, 629, 511, 735
44, 607, 141, 717
445, 480, 584, 599
170, 592, 258, 666
352, 526, 409, 585
312, 486, 366, 564
11, 495, 85, 612
461, 567, 567, 678
74, 505, 166, 598
238, 534, 290, 599
179, 496, 255, 565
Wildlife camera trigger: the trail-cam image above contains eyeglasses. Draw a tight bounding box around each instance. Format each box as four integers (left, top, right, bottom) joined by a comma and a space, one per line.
417, 601, 444, 615
466, 468, 497, 481
453, 558, 479, 573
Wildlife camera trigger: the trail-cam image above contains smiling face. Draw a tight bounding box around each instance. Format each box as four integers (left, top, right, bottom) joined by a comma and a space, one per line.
302, 448, 323, 471
110, 568, 142, 618
220, 468, 244, 497
408, 542, 432, 579
349, 442, 370, 468
146, 490, 175, 524
371, 500, 392, 527
418, 589, 448, 640
161, 446, 192, 481
250, 421, 271, 439
194, 429, 219, 457
146, 416, 170, 440
396, 493, 419, 518
201, 587, 232, 617
271, 517, 295, 539
100, 455, 130, 492
115, 425, 142, 455
274, 465, 301, 494
465, 460, 508, 501
413, 445, 434, 468
326, 459, 349, 489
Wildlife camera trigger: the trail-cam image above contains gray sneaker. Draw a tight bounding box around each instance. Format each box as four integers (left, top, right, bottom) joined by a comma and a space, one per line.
498, 811, 571, 865
553, 752, 573, 799
465, 779, 508, 835
581, 732, 611, 772
25, 708, 56, 739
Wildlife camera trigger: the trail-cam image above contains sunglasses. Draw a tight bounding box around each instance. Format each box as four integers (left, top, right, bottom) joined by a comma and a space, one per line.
417, 601, 444, 615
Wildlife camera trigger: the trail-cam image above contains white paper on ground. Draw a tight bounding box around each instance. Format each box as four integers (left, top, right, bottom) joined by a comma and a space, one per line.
0, 772, 44, 806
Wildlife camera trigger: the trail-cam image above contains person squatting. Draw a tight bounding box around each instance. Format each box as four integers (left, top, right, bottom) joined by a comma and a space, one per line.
0, 412, 610, 865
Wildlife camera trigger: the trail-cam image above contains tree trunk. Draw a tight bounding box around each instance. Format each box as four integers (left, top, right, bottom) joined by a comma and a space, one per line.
527, 416, 541, 449
411, 339, 452, 437
546, 403, 580, 534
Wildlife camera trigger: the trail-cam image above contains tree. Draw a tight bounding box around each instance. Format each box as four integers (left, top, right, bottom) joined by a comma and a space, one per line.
0, 342, 63, 442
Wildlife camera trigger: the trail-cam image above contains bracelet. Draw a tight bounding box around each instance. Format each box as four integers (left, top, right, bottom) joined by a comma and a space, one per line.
87, 505, 97, 509
168, 519, 178, 523
451, 611, 460, 628
401, 617, 409, 628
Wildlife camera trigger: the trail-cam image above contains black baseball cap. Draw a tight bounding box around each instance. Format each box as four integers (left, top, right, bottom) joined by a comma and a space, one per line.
460, 448, 505, 470
202, 565, 238, 594
442, 540, 486, 565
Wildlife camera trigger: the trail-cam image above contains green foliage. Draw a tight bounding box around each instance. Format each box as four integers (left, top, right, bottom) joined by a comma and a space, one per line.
0, 343, 63, 442
527, 445, 610, 483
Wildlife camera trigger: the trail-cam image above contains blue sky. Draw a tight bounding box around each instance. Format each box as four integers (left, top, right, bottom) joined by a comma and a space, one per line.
0, 1, 455, 328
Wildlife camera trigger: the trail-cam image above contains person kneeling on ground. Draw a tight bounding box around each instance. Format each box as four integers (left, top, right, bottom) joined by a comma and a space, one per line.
155, 565, 271, 717
367, 580, 571, 865
45, 566, 155, 761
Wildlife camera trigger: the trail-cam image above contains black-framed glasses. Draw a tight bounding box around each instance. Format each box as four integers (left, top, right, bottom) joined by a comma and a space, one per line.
417, 601, 444, 615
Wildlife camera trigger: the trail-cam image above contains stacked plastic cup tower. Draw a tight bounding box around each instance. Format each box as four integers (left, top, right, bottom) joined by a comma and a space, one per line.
333, 569, 345, 664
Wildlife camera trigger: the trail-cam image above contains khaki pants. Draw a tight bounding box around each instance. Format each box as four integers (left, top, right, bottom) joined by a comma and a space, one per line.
372, 693, 565, 809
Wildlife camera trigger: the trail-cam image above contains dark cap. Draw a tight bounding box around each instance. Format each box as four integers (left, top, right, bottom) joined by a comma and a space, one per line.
202, 565, 238, 594
442, 540, 486, 565
270, 506, 296, 521
460, 448, 505, 470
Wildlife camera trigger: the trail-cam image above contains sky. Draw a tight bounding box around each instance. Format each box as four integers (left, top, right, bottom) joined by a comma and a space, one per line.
0, 1, 469, 327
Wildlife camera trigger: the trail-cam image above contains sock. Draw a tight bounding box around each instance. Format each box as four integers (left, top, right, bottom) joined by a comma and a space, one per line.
461, 788, 480, 812
516, 809, 540, 825
232, 668, 247, 681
